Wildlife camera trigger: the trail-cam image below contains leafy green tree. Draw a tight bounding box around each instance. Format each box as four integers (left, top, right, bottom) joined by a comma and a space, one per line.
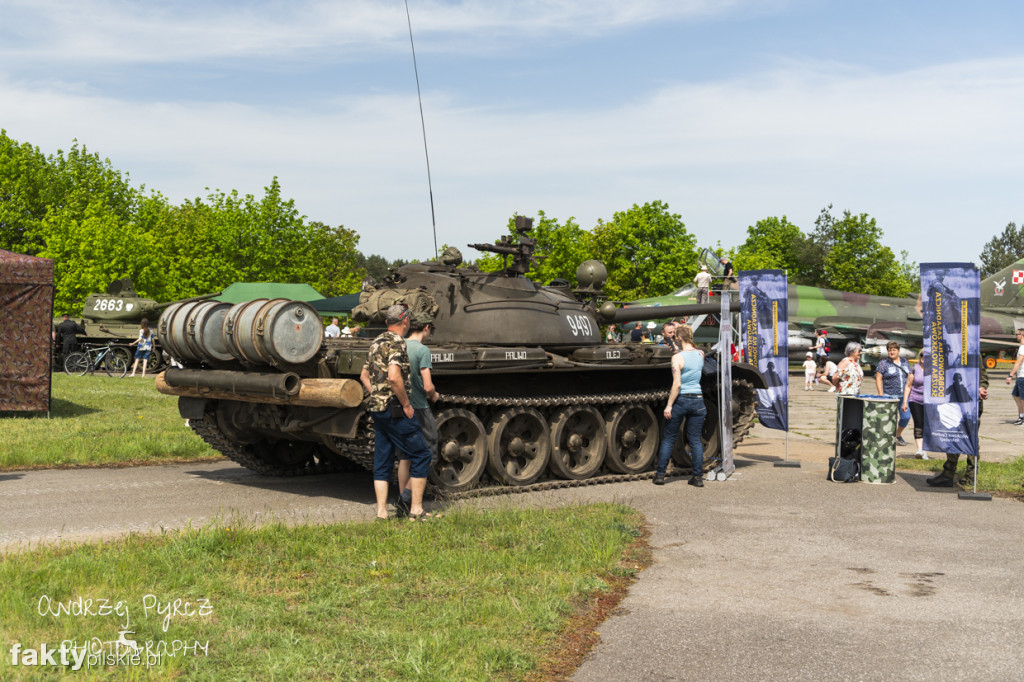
589, 201, 698, 301
355, 253, 406, 283
2, 131, 366, 311
155, 180, 365, 300
40, 199, 163, 314
1, 132, 142, 259
979, 222, 1024, 277
809, 206, 916, 297
733, 216, 811, 278
155, 197, 241, 301
9, 135, 164, 314
303, 222, 365, 297
0, 131, 54, 253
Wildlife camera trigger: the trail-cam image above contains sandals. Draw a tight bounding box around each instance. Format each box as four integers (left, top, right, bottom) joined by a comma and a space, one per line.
394, 497, 411, 519
408, 512, 442, 522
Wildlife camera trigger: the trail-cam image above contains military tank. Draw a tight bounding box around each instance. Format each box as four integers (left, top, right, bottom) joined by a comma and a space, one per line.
154, 218, 766, 493
57, 278, 219, 370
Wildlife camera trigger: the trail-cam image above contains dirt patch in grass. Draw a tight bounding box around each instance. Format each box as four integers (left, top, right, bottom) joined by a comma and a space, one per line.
527, 523, 654, 681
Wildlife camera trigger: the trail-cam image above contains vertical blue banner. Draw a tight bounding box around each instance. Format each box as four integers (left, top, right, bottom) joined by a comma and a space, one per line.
740, 270, 789, 431
921, 263, 980, 455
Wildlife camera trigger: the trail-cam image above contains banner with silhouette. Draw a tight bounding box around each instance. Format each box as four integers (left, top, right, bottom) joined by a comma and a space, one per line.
739, 270, 788, 431
921, 263, 980, 455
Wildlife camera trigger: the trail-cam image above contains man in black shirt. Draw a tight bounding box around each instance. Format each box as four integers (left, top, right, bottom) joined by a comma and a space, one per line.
720, 256, 736, 290
53, 314, 86, 359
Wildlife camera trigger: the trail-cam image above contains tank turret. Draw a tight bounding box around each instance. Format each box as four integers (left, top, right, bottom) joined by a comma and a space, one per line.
155, 219, 766, 494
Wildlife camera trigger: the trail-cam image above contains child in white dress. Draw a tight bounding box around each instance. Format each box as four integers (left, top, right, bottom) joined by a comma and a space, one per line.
802, 352, 817, 391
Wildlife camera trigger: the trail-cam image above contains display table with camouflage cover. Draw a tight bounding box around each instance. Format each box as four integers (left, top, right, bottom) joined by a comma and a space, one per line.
835, 395, 899, 484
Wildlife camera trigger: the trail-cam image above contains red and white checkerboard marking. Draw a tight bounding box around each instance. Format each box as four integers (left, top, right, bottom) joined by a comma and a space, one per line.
1014, 270, 1024, 285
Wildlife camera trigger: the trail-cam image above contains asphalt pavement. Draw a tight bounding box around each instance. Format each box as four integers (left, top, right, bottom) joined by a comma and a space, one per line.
570, 372, 1024, 681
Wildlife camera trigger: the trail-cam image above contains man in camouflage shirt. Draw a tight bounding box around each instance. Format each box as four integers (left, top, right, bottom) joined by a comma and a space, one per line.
360, 304, 434, 520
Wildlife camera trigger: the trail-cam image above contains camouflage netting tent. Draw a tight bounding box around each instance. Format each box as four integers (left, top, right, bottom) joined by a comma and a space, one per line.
0, 250, 54, 412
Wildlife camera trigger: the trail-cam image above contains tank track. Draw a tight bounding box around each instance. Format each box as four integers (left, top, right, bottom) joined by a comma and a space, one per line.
440, 389, 669, 407
189, 417, 347, 477
189, 379, 759, 499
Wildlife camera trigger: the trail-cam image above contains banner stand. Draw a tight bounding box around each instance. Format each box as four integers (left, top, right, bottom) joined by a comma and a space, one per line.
774, 430, 800, 467
919, 262, 989, 502
958, 456, 991, 501
739, 269, 796, 468
718, 289, 735, 479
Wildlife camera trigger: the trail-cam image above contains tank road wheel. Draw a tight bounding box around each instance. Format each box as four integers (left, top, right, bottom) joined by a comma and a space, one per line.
486, 407, 551, 486
430, 408, 488, 493
670, 399, 721, 473
604, 403, 658, 474
548, 406, 606, 480
64, 352, 89, 376
984, 355, 997, 370
110, 345, 132, 369
145, 347, 165, 372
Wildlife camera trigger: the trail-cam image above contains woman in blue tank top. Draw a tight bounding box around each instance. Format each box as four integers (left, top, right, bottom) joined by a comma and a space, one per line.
654, 325, 707, 487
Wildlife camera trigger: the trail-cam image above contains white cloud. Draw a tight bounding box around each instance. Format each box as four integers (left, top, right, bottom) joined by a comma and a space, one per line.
1, 53, 1022, 262
0, 0, 765, 63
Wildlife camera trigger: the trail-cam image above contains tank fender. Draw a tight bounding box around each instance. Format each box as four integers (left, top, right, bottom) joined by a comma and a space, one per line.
731, 362, 767, 390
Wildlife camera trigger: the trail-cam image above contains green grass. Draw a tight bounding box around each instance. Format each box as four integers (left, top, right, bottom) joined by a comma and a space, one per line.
896, 455, 1024, 494
0, 373, 217, 469
0, 504, 645, 681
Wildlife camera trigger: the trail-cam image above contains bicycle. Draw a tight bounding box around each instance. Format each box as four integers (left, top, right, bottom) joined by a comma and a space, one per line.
64, 342, 129, 378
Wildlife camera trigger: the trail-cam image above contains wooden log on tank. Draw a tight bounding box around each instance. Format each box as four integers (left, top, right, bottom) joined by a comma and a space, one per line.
154, 372, 364, 408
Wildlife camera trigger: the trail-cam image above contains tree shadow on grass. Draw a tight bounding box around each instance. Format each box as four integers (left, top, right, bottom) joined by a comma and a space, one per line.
48, 398, 102, 419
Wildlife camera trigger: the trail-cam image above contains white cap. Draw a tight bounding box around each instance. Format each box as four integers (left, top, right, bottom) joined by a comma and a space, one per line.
700, 265, 707, 270
647, 322, 656, 329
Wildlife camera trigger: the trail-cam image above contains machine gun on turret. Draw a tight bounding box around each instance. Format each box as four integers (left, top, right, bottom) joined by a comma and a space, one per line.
468, 216, 542, 276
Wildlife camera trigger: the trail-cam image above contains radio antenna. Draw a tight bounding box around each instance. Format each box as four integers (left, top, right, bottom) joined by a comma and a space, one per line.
404, 0, 438, 258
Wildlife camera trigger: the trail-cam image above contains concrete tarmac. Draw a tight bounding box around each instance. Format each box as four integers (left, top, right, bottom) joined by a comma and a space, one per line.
1, 374, 1022, 680
571, 372, 1024, 682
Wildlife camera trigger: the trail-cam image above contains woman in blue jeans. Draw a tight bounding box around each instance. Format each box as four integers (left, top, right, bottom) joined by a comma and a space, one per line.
654, 324, 706, 488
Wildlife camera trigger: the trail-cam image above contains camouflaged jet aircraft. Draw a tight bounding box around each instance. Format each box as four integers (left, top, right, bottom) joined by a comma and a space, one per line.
620, 251, 1024, 367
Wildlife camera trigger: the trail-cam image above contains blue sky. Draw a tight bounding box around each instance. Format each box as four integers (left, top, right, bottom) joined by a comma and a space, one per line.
1, 0, 1022, 267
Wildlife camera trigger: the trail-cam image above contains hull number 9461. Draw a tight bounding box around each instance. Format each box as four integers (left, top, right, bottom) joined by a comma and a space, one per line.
565, 314, 593, 337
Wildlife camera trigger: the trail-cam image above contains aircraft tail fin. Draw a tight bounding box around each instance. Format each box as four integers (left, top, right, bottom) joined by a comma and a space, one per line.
980, 257, 1024, 310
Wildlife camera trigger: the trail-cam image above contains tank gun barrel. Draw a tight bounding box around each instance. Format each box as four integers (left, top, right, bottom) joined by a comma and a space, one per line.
468, 241, 520, 257
599, 299, 741, 324
156, 291, 223, 310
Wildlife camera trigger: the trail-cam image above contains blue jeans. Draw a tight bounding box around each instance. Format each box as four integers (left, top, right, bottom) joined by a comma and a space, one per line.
884, 393, 911, 428
370, 410, 432, 480
1013, 377, 1024, 399
656, 395, 707, 476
